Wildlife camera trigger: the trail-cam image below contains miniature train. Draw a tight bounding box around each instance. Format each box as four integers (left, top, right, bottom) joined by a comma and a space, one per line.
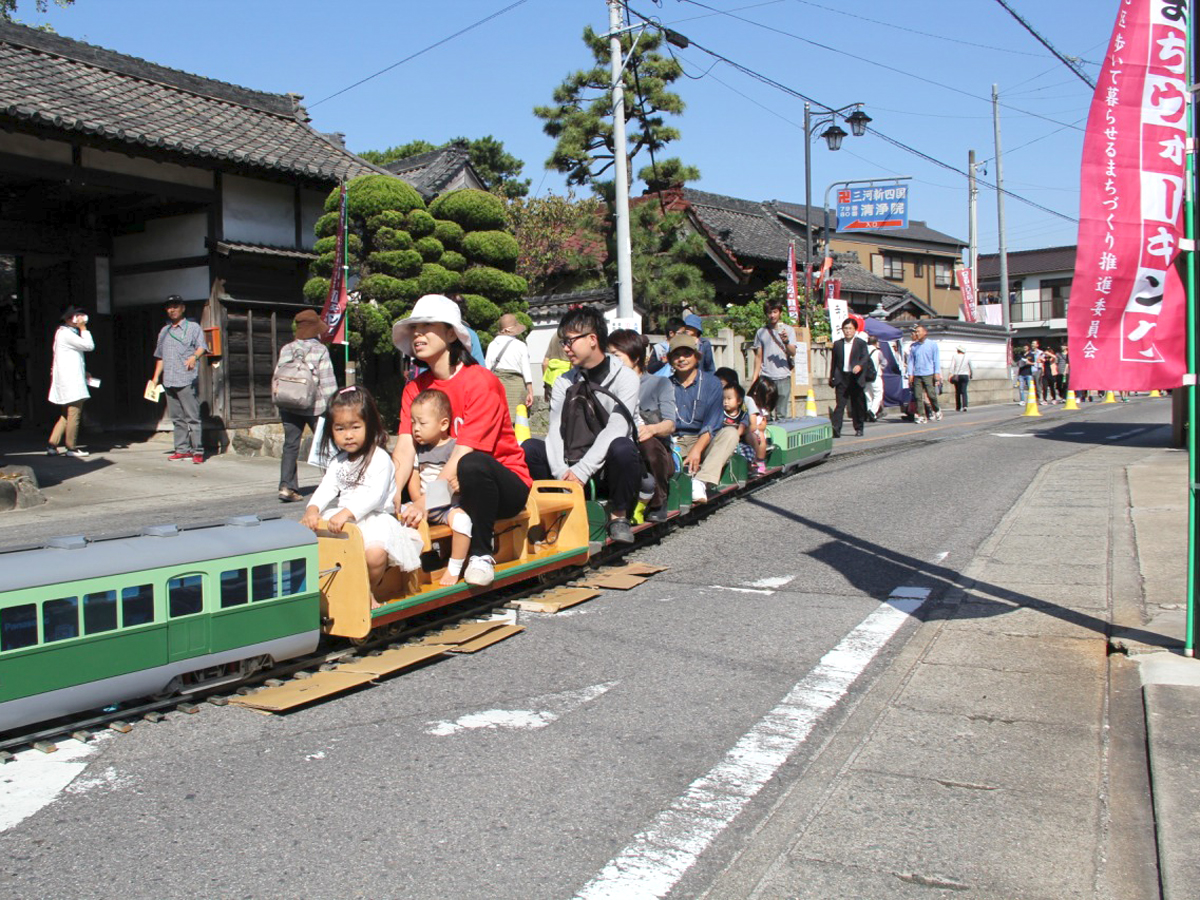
0, 417, 833, 734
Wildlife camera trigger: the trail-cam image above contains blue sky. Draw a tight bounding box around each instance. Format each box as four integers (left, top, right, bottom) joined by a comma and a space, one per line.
27, 0, 1113, 255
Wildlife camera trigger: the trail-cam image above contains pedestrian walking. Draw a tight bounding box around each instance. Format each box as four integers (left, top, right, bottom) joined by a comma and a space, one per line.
906, 323, 941, 423
1016, 345, 1036, 405
864, 335, 885, 422
949, 345, 973, 411
749, 298, 796, 420
150, 294, 206, 463
46, 306, 94, 457
1040, 348, 1059, 403
274, 309, 337, 503
829, 318, 874, 437
484, 313, 534, 424
1058, 347, 1070, 400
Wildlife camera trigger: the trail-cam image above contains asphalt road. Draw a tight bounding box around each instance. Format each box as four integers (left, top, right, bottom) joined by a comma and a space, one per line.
0, 400, 1173, 899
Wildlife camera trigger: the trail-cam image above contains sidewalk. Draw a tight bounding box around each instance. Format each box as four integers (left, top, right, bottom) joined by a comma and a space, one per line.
705, 439, 1186, 899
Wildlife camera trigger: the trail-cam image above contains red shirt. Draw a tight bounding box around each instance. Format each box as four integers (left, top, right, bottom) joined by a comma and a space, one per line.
399, 364, 532, 487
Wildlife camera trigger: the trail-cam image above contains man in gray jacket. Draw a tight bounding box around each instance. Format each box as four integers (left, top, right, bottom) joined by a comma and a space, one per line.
522, 307, 642, 543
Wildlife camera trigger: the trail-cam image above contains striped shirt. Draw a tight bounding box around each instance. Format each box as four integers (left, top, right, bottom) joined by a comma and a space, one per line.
154, 319, 205, 388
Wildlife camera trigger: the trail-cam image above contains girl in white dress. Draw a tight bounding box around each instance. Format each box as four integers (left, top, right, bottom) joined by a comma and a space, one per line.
301, 386, 422, 601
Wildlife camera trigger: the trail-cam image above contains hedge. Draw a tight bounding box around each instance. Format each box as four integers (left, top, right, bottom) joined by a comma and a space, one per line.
418, 263, 460, 296
373, 227, 413, 251
357, 273, 412, 303
406, 209, 437, 238
460, 266, 528, 304
367, 210, 407, 232
428, 189, 506, 231
463, 293, 502, 330
311, 251, 336, 278
414, 236, 444, 262
315, 212, 340, 239
336, 174, 425, 218
439, 250, 467, 272
462, 229, 519, 269
433, 219, 465, 250
303, 277, 330, 305
367, 249, 423, 279
313, 233, 363, 256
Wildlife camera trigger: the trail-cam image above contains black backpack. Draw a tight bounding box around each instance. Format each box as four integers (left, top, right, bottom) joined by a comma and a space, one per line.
560, 375, 637, 467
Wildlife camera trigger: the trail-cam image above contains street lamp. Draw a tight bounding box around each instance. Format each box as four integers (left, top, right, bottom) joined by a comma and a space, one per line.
803, 103, 870, 297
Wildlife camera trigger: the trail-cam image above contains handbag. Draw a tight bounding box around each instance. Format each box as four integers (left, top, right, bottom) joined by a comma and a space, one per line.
950, 374, 959, 384
306, 417, 336, 470
767, 327, 795, 370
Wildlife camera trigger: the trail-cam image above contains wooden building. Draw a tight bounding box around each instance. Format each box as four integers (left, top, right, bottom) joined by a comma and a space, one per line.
0, 22, 381, 439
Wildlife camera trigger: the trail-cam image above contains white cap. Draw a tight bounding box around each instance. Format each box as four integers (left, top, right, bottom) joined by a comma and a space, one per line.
391, 294, 474, 357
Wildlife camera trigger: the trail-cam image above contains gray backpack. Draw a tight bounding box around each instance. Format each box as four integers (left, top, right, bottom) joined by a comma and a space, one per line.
272, 344, 318, 412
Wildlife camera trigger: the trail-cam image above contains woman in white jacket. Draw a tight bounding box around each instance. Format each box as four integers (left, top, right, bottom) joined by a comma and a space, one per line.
47, 306, 94, 457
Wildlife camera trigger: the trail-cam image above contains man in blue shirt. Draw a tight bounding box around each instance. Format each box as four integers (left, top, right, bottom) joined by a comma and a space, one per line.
906, 323, 942, 423
151, 295, 206, 462
670, 333, 737, 502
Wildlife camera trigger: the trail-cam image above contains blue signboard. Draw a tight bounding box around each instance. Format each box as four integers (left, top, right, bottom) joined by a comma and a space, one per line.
836, 184, 910, 232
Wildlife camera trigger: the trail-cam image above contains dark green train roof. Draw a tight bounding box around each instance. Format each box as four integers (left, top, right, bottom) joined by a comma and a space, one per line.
0, 517, 315, 594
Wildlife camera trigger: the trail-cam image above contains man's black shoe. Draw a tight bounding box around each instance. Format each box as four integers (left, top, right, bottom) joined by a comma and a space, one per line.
832, 430, 841, 438
608, 517, 635, 544
645, 506, 669, 523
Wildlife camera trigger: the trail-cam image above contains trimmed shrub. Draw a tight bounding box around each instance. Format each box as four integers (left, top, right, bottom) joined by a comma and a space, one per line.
367, 210, 407, 232
406, 209, 437, 238
462, 230, 519, 269
367, 249, 423, 279
341, 174, 425, 218
303, 277, 330, 305
429, 188, 506, 230
460, 266, 528, 304
315, 212, 340, 238
357, 273, 411, 303
463, 293, 502, 330
414, 236, 444, 262
314, 233, 363, 256
312, 251, 337, 278
439, 250, 467, 272
433, 219, 465, 250
373, 227, 413, 251
418, 263, 460, 296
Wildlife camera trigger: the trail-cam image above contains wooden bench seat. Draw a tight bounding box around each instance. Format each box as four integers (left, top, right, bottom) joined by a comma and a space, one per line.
419, 481, 580, 551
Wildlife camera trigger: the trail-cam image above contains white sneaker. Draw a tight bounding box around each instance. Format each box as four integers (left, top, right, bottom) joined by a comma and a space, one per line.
691, 478, 707, 503
915, 415, 927, 424
934, 411, 943, 421
463, 555, 495, 587
65, 447, 90, 457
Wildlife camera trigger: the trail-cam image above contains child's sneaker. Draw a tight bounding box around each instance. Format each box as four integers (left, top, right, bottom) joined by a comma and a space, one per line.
464, 555, 495, 586
753, 461, 767, 476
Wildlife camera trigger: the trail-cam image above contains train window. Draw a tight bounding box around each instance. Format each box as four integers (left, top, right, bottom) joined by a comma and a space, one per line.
1, 604, 37, 652
168, 575, 203, 618
83, 590, 118, 634
281, 558, 307, 595
220, 569, 248, 608
43, 596, 79, 643
122, 584, 155, 627
251, 563, 276, 601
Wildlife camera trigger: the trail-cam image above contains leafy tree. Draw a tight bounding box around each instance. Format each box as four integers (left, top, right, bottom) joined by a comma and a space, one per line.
505, 192, 607, 296
722, 280, 828, 342
627, 202, 716, 330
356, 136, 530, 198
0, 0, 72, 24
534, 25, 698, 196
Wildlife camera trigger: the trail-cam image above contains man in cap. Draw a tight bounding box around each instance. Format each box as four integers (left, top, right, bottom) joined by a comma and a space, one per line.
681, 313, 716, 373
151, 294, 206, 463
669, 331, 737, 503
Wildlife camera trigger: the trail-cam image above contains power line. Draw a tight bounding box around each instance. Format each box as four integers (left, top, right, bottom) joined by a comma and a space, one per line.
309, 0, 530, 108
992, 0, 1096, 89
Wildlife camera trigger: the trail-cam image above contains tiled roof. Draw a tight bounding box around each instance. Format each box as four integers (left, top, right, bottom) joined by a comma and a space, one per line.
828, 250, 910, 299
526, 286, 620, 321
212, 241, 318, 261
383, 144, 477, 200
0, 22, 381, 182
978, 245, 1077, 279
679, 187, 795, 264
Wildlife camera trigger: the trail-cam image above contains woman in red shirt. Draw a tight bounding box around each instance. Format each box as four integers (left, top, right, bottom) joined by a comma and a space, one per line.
392, 294, 532, 587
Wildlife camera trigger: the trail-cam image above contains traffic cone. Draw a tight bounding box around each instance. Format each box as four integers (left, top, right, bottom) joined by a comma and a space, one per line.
513, 404, 531, 443
1062, 391, 1080, 410
1102, 390, 1117, 404
805, 389, 818, 417
1022, 388, 1041, 417
1150, 389, 1162, 398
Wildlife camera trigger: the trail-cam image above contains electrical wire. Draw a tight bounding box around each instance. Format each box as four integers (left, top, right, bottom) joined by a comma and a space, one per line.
309, 0, 530, 108
991, 0, 1096, 88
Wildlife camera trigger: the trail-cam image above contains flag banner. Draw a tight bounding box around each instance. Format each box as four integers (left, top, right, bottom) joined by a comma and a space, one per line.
320, 181, 350, 345
956, 266, 978, 322
826, 282, 848, 340
786, 242, 799, 319
1067, 0, 1189, 389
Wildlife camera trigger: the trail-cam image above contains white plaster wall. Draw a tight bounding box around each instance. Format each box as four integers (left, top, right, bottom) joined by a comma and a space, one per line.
0, 131, 72, 163
222, 174, 294, 246
80, 148, 213, 189
299, 188, 326, 250
113, 213, 207, 266
112, 266, 209, 308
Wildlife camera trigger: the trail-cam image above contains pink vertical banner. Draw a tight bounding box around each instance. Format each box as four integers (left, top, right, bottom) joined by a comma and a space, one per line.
1067, 0, 1189, 390
956, 267, 978, 322
785, 242, 799, 319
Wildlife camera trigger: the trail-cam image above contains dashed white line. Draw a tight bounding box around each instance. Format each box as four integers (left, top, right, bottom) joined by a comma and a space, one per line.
573, 589, 928, 900
709, 585, 775, 596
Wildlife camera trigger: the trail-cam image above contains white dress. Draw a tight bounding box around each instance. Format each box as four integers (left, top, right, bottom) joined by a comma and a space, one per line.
309, 447, 422, 571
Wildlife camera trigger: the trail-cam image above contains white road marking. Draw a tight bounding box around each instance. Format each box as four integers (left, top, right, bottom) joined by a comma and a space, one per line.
425, 681, 619, 737
932, 552, 949, 563
990, 432, 1034, 437
745, 576, 795, 589
574, 591, 928, 900
0, 735, 111, 833
1105, 430, 1143, 442
709, 585, 774, 595
305, 751, 326, 761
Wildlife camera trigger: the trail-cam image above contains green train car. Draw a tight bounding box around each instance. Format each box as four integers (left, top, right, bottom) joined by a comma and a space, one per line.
0, 517, 321, 733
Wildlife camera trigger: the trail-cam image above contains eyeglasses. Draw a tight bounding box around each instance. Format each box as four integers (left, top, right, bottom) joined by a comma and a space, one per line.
560, 333, 592, 349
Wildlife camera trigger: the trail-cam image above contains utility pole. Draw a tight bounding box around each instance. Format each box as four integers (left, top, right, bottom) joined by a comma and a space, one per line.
608, 0, 634, 320
992, 84, 1011, 332
967, 149, 979, 280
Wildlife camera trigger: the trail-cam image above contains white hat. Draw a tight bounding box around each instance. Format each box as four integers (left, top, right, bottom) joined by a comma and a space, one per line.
391, 294, 474, 357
